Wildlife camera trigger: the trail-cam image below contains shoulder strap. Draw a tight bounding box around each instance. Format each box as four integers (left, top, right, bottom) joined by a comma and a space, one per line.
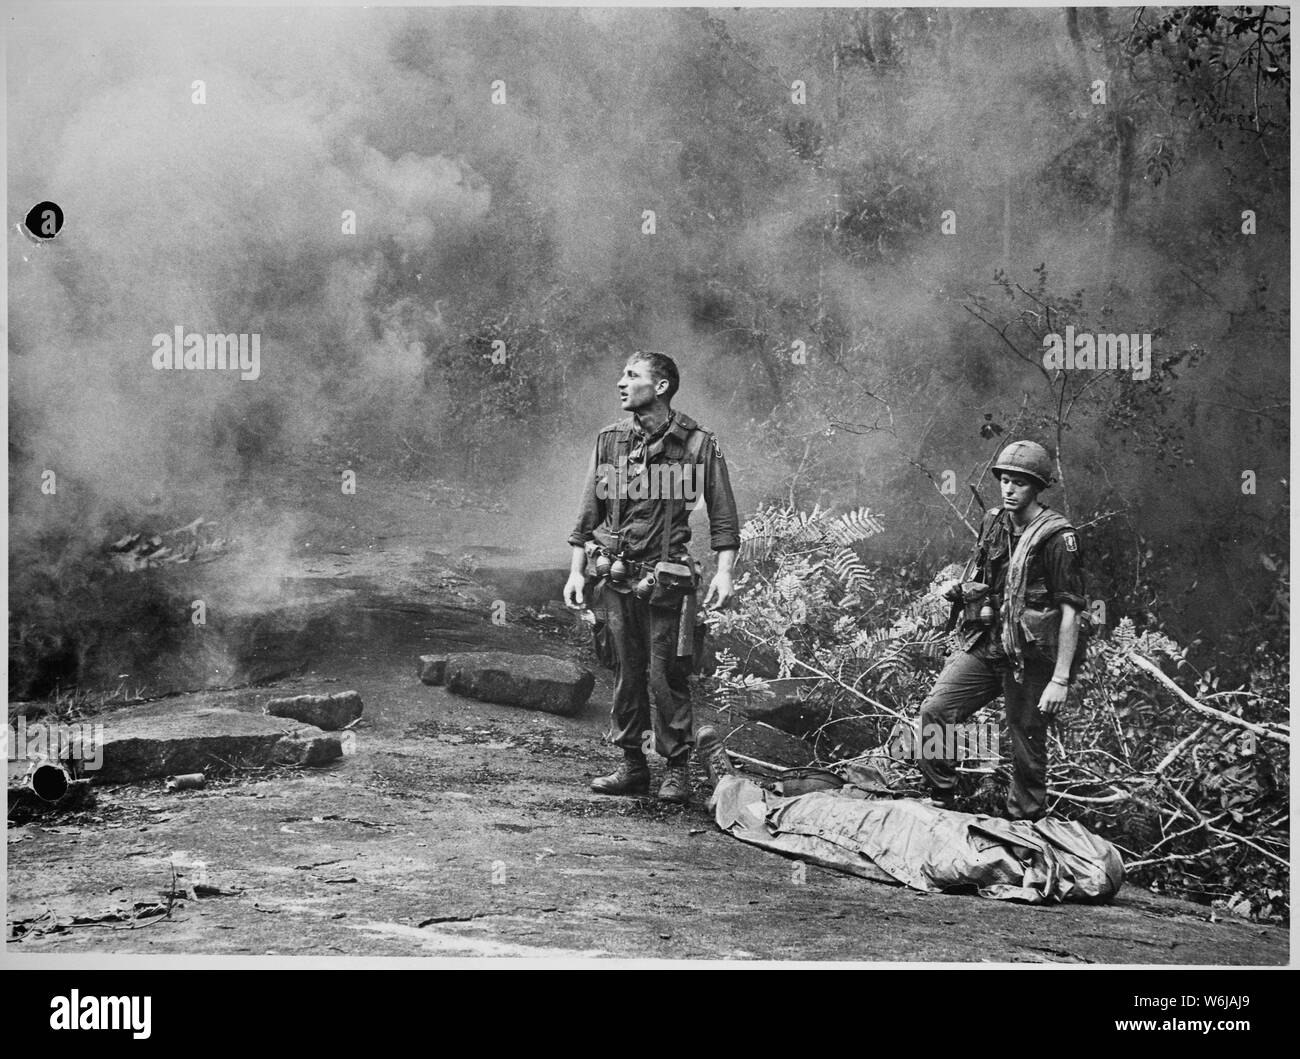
656, 423, 711, 565
683, 427, 711, 465
1015, 510, 1072, 562
660, 494, 675, 565
607, 427, 632, 550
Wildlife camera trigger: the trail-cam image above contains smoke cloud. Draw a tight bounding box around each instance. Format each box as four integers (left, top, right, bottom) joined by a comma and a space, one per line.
7, 6, 1286, 692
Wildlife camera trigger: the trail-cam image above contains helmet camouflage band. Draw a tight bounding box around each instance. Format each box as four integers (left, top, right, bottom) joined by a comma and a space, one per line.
992, 440, 1054, 490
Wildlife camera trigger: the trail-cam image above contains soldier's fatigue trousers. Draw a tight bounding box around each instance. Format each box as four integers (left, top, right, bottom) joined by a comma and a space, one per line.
597, 583, 694, 763
917, 639, 1054, 821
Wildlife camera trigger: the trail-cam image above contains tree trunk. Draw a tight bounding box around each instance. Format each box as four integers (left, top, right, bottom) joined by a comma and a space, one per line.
869, 8, 893, 65
1105, 113, 1135, 283
1002, 178, 1013, 268
1064, 8, 1090, 80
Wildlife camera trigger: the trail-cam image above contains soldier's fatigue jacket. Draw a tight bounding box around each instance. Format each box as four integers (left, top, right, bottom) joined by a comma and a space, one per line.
567, 411, 740, 561
955, 506, 1087, 658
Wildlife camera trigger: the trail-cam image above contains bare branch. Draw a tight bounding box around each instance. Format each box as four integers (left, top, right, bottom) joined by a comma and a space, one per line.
908, 458, 979, 537
1129, 653, 1290, 745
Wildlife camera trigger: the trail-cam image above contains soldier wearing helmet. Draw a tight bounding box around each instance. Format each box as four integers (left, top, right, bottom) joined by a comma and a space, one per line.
916, 440, 1087, 820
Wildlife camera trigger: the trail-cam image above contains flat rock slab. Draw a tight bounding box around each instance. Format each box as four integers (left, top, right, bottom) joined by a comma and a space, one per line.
264, 691, 363, 731
474, 565, 569, 606
91, 704, 342, 784
419, 651, 594, 717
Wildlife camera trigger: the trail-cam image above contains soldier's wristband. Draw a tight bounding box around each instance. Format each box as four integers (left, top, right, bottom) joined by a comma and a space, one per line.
1049, 676, 1070, 687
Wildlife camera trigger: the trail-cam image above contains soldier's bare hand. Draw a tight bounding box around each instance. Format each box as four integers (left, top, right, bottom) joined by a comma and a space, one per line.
563, 572, 587, 610
1038, 681, 1069, 718
703, 570, 734, 610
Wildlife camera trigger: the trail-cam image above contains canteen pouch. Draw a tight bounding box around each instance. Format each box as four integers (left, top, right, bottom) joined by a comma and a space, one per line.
591, 616, 618, 670
586, 579, 620, 670
648, 560, 696, 609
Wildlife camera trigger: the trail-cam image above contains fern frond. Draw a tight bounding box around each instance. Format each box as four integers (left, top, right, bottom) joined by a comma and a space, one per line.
1112, 617, 1137, 650
739, 504, 801, 561
827, 547, 872, 596
740, 504, 882, 562
824, 507, 885, 547
775, 636, 797, 679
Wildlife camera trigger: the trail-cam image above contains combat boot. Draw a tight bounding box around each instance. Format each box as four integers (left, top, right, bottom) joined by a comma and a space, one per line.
658, 758, 691, 805
920, 787, 960, 811
591, 753, 650, 797
695, 726, 736, 789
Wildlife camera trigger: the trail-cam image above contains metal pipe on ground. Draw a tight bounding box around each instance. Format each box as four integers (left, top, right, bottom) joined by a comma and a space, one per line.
28, 761, 73, 802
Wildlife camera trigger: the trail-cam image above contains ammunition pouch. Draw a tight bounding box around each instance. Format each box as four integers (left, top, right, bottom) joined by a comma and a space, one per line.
648, 560, 697, 609
1019, 606, 1059, 656
1019, 605, 1089, 676
590, 556, 699, 608
962, 592, 1001, 627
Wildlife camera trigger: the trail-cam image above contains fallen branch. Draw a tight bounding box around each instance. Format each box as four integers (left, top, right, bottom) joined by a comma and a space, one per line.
786, 655, 911, 725
1154, 722, 1212, 775
727, 624, 913, 728
1206, 826, 1290, 868
1047, 787, 1129, 805
1143, 811, 1231, 859
1162, 779, 1206, 827
1128, 654, 1289, 745
724, 750, 790, 774
1125, 842, 1238, 870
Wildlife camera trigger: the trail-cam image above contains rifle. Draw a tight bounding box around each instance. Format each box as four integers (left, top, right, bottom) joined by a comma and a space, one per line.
943, 511, 993, 633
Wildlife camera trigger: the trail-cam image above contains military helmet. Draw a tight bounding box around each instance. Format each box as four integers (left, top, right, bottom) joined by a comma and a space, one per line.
992, 440, 1054, 490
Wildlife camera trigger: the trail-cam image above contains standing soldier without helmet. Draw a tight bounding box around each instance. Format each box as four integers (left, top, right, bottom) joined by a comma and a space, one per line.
563, 352, 740, 806
917, 441, 1087, 821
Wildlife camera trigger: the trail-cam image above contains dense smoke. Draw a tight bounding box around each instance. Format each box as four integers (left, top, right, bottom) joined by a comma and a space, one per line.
7, 6, 1288, 693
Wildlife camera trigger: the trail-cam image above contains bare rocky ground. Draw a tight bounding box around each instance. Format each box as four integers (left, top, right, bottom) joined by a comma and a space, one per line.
6, 463, 1289, 963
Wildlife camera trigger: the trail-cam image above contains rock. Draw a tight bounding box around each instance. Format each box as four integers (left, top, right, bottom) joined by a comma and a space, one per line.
275, 732, 344, 767
695, 705, 817, 769
264, 691, 362, 731
92, 703, 340, 784
726, 677, 826, 731
418, 655, 447, 685
419, 651, 594, 716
